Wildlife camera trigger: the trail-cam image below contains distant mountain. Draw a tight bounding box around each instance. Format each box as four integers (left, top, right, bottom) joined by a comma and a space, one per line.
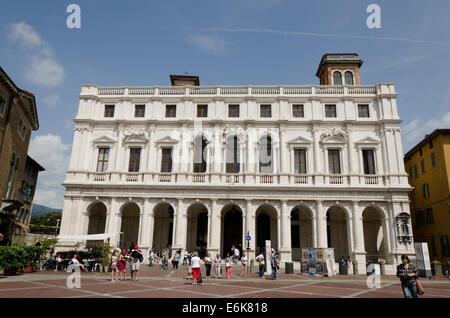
31, 204, 62, 218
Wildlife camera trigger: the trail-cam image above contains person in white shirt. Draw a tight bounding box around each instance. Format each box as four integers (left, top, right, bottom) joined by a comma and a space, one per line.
71, 254, 87, 272
191, 252, 201, 286
234, 247, 240, 263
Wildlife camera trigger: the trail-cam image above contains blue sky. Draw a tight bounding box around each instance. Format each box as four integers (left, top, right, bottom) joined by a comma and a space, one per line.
1, 0, 449, 209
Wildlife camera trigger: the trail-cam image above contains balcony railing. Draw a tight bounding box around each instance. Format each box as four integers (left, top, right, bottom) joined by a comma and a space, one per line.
193, 174, 206, 183
83, 84, 385, 98
77, 171, 390, 187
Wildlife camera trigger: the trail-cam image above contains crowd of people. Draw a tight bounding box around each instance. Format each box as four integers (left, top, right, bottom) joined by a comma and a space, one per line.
56, 243, 432, 298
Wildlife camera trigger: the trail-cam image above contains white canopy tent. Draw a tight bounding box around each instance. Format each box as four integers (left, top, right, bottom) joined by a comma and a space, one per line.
57, 232, 122, 241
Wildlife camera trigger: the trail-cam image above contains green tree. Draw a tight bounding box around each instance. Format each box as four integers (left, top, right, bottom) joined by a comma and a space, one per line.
30, 212, 62, 227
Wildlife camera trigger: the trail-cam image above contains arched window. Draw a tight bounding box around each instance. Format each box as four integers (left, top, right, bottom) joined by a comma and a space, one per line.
333, 71, 342, 85
193, 135, 207, 173
226, 136, 240, 173
259, 136, 273, 173
345, 71, 354, 85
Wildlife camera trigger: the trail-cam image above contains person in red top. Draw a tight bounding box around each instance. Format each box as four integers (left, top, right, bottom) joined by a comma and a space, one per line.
118, 250, 128, 281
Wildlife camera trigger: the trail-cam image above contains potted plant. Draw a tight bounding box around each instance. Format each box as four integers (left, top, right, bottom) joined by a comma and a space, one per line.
0, 246, 25, 276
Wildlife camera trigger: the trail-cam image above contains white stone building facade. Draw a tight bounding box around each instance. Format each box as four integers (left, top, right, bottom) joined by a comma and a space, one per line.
59, 54, 414, 274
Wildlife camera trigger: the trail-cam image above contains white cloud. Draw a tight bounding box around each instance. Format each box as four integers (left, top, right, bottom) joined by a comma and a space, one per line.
42, 93, 61, 108
28, 134, 72, 209
24, 55, 65, 88
187, 34, 228, 56
402, 111, 450, 152
7, 21, 64, 88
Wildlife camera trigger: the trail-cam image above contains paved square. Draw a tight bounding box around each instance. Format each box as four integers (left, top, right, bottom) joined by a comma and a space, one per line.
1, 265, 449, 298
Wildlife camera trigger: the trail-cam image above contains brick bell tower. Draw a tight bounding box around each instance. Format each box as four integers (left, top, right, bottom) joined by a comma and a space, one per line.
316, 53, 364, 85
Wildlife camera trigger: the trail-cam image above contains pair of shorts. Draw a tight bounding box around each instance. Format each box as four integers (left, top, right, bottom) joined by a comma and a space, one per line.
192, 267, 200, 280
110, 264, 117, 270
132, 261, 140, 271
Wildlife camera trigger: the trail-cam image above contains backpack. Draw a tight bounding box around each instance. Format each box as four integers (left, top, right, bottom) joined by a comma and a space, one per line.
139, 254, 143, 263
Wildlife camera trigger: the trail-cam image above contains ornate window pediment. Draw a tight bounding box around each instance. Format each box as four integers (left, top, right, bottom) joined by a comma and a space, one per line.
354, 136, 380, 147
92, 135, 117, 146
287, 136, 312, 146
320, 129, 347, 144
156, 136, 179, 148
122, 128, 148, 144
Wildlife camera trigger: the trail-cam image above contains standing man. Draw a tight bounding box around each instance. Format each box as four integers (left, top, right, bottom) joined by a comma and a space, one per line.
234, 246, 240, 263
131, 245, 143, 281
271, 253, 279, 280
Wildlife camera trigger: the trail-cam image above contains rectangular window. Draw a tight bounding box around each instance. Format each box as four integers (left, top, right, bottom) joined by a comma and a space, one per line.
104, 105, 115, 117
0, 96, 5, 116
161, 148, 173, 173
440, 236, 450, 257
362, 149, 376, 174
228, 104, 240, 118
128, 148, 141, 172
328, 149, 341, 174
419, 148, 423, 156
135, 105, 145, 117
17, 118, 23, 135
414, 164, 418, 179
430, 236, 437, 257
96, 148, 109, 172
425, 208, 434, 224
408, 166, 413, 179
416, 210, 425, 226
166, 105, 176, 118
431, 152, 436, 168
294, 149, 307, 174
358, 104, 370, 118
292, 104, 304, 118
260, 104, 272, 118
197, 104, 208, 117
422, 183, 430, 199
420, 158, 426, 174
325, 104, 336, 118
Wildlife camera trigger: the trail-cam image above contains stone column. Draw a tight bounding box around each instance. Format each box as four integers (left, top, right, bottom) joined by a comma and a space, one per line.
209, 199, 221, 255
313, 128, 323, 185
316, 201, 327, 248
115, 125, 124, 170
174, 199, 186, 250
68, 130, 82, 170
139, 199, 151, 249
59, 196, 73, 236
279, 124, 288, 184
346, 124, 358, 185
280, 200, 291, 262
148, 202, 155, 251
352, 201, 367, 274
246, 200, 256, 258
146, 126, 155, 171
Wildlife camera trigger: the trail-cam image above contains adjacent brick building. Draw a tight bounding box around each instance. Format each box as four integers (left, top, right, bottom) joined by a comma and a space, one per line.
0, 66, 40, 246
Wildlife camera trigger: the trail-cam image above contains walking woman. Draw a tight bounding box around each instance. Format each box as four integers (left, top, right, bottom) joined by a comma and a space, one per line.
118, 250, 127, 281
204, 253, 212, 279
397, 255, 419, 298
110, 250, 119, 282
191, 252, 201, 286
213, 254, 222, 279
240, 252, 247, 277
225, 253, 232, 279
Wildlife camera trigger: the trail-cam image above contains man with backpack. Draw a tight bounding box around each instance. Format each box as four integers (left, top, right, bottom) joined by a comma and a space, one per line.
131, 245, 143, 281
